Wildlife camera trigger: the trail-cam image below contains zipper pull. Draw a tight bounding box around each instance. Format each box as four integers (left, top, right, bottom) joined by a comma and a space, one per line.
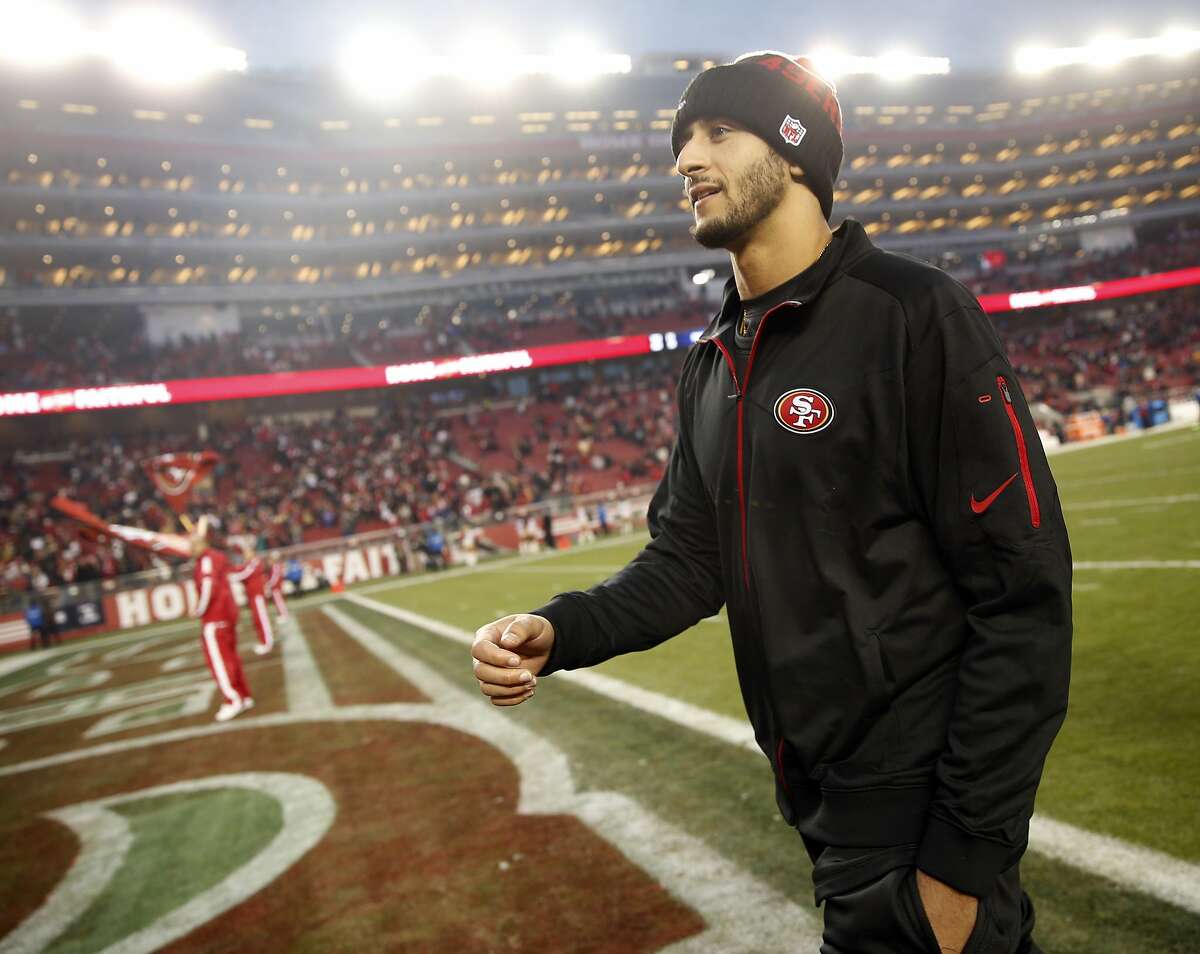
997, 376, 1012, 403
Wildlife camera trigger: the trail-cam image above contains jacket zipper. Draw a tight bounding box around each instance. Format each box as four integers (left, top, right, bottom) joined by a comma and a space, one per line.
997, 375, 1041, 528
703, 301, 802, 589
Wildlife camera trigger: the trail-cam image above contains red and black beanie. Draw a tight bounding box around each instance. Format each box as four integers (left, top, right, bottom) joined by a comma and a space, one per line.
670, 52, 844, 221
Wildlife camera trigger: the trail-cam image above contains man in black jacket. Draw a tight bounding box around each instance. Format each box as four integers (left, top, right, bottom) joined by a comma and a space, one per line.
472, 52, 1071, 954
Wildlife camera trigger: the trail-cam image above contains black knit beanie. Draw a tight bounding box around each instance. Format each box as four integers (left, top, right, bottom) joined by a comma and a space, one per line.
670, 52, 844, 221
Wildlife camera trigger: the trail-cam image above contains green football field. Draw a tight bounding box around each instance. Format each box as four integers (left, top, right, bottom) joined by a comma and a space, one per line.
1, 423, 1197, 952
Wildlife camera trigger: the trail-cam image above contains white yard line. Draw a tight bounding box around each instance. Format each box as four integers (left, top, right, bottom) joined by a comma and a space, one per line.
1074, 561, 1200, 570
343, 591, 1200, 917
280, 615, 333, 713
1065, 465, 1200, 489
1063, 493, 1200, 512
506, 565, 626, 574
1030, 816, 1200, 916
1140, 432, 1200, 451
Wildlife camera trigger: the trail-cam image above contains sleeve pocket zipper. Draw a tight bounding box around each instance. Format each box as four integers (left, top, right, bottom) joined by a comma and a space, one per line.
997, 375, 1041, 528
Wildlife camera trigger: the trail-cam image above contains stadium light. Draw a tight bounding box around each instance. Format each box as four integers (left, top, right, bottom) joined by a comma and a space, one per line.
337, 28, 630, 98
339, 28, 434, 99
456, 31, 523, 89
547, 36, 631, 84
803, 49, 951, 79
0, 2, 88, 70
692, 268, 717, 286
0, 2, 246, 83
103, 8, 247, 86
1161, 26, 1200, 58
1013, 28, 1200, 74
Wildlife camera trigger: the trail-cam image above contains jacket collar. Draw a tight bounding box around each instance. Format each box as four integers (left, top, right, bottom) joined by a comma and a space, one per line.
700, 217, 875, 341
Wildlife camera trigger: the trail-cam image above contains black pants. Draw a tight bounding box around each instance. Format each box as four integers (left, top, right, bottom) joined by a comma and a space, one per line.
816, 851, 1040, 954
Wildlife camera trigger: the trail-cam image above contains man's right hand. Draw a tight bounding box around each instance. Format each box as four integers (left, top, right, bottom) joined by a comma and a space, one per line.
471, 614, 555, 707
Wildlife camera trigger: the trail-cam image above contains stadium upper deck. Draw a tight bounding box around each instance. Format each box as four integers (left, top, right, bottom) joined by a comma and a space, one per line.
0, 54, 1196, 303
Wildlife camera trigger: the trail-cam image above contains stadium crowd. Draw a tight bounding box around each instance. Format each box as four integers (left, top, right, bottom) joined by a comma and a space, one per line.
964, 221, 1200, 296
0, 359, 677, 596
999, 285, 1200, 415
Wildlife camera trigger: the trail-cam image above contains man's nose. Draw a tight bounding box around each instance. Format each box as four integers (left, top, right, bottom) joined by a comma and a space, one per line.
675, 137, 709, 179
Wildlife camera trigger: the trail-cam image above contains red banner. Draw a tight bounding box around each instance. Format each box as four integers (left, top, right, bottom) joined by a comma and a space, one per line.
50, 496, 191, 559
0, 337, 649, 418
976, 265, 1200, 314
143, 451, 220, 514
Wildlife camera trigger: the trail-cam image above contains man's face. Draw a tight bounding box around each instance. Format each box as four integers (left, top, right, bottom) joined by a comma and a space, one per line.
675, 118, 791, 250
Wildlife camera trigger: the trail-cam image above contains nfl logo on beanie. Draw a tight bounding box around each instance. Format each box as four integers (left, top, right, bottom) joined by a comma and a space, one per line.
670, 52, 844, 221
780, 115, 807, 147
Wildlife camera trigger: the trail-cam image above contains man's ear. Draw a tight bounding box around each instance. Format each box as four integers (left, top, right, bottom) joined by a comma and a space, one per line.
787, 162, 806, 183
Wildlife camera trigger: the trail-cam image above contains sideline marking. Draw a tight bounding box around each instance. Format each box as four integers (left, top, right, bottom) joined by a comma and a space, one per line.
1064, 493, 1200, 512
506, 565, 626, 575
1030, 816, 1200, 917
1065, 464, 1200, 489
1073, 561, 1200, 570
0, 799, 132, 954
343, 594, 756, 753
1141, 432, 1200, 451
344, 592, 1200, 916
280, 616, 332, 713
322, 604, 818, 951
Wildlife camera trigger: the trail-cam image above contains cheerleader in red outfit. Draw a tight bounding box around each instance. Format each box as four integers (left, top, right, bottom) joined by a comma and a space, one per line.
230, 541, 275, 655
189, 518, 253, 722
265, 551, 289, 620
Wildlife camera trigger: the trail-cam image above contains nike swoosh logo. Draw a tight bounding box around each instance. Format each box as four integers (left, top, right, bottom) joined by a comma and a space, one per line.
970, 473, 1019, 515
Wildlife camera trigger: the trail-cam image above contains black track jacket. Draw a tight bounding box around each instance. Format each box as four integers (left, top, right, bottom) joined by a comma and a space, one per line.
533, 218, 1072, 898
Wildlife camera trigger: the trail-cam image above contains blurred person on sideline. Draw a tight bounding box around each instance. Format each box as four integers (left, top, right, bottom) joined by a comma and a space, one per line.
190, 517, 253, 722
229, 540, 275, 655
472, 53, 1071, 954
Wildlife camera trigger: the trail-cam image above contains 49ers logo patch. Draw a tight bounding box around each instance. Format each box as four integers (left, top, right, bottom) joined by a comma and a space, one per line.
773, 388, 834, 434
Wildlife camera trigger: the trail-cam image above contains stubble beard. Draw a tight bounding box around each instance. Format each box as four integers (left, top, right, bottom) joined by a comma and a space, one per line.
691, 152, 790, 250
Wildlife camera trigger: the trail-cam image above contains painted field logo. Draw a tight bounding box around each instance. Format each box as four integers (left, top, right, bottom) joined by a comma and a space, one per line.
773, 388, 834, 434
779, 114, 807, 147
